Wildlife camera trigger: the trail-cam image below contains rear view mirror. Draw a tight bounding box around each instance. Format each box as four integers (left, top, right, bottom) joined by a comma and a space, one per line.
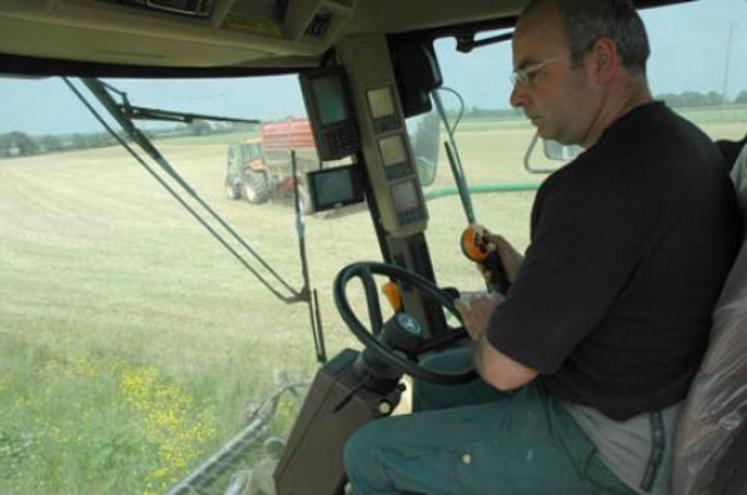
543, 139, 583, 161
407, 110, 440, 186
524, 133, 583, 174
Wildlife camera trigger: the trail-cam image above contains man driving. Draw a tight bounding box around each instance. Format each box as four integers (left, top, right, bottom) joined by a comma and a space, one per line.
344, 0, 740, 493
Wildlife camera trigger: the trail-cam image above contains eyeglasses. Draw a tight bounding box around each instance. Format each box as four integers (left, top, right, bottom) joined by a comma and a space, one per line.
510, 55, 560, 87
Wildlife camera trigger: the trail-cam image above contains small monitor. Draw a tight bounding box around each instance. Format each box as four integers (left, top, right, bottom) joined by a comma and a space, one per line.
300, 67, 361, 160
378, 134, 408, 167
367, 87, 396, 119
307, 165, 365, 212
367, 85, 402, 133
391, 179, 420, 213
390, 179, 425, 225
313, 75, 349, 125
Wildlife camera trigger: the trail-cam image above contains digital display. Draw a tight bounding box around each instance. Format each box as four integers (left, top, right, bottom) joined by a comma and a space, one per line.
300, 67, 360, 160
312, 75, 349, 125
391, 180, 420, 213
307, 165, 364, 211
378, 134, 408, 166
316, 169, 354, 205
367, 86, 396, 119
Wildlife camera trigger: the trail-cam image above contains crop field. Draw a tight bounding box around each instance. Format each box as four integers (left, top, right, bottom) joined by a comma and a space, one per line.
0, 112, 744, 494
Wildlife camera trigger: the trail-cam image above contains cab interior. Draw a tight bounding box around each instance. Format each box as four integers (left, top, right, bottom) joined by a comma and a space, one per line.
0, 0, 745, 494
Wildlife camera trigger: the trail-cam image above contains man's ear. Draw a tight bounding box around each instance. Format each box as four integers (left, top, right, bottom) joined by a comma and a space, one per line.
589, 37, 618, 83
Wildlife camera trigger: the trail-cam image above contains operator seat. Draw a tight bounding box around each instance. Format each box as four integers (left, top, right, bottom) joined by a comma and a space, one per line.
672, 143, 747, 495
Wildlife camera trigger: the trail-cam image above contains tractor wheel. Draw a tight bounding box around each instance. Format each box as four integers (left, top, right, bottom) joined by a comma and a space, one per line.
242, 168, 269, 204
225, 177, 242, 200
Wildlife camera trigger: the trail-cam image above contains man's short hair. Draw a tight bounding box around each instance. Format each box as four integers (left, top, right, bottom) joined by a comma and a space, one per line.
522, 0, 650, 75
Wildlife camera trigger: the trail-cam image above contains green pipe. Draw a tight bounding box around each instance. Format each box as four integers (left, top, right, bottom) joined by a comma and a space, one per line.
424, 182, 541, 201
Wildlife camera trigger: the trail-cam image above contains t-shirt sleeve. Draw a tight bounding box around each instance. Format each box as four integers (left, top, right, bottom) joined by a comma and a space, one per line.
487, 171, 660, 374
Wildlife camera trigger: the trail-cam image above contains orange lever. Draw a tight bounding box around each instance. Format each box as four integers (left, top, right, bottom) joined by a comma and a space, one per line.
460, 225, 490, 262
381, 280, 402, 312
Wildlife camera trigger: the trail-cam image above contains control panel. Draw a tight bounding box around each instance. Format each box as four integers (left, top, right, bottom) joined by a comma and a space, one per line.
336, 35, 429, 237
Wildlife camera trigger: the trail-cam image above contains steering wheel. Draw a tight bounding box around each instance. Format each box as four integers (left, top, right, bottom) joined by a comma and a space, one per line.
333, 261, 477, 384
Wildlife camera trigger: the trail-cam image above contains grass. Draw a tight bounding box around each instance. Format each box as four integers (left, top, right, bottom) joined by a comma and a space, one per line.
0, 113, 744, 494
0, 339, 217, 494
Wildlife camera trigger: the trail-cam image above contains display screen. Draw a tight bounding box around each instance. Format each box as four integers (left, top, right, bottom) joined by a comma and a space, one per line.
307, 165, 363, 211
367, 86, 396, 119
312, 75, 349, 125
391, 180, 420, 213
378, 134, 408, 166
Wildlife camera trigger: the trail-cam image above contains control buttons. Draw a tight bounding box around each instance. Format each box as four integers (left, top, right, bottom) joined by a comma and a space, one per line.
325, 127, 359, 157
373, 114, 401, 134
397, 208, 425, 225
384, 162, 413, 181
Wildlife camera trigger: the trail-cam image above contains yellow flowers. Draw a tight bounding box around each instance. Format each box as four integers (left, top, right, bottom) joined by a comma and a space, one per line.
72, 356, 98, 376
118, 363, 216, 494
2, 350, 218, 495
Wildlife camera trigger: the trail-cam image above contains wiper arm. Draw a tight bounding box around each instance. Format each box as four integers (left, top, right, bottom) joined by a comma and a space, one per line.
97, 80, 259, 125
456, 31, 513, 53
122, 105, 260, 125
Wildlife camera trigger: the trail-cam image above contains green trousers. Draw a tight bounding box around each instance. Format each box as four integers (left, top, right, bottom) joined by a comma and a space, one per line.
343, 346, 634, 494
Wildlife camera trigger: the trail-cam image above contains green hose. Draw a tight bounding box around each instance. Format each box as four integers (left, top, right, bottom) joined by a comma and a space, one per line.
424, 182, 541, 201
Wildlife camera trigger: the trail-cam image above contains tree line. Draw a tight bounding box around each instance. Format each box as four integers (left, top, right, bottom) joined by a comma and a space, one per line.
658, 89, 747, 108
0, 119, 252, 159
455, 89, 747, 120
0, 131, 128, 159
2, 90, 745, 159
2, 131, 127, 158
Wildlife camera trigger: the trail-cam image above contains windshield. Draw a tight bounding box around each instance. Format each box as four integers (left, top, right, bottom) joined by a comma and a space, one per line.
0, 73, 437, 493
0, 75, 378, 493
428, 0, 747, 291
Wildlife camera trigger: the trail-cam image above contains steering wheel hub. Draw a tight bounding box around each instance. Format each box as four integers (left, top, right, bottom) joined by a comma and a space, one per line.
334, 261, 476, 384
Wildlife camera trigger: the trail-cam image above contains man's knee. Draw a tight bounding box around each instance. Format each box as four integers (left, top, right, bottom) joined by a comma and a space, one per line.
343, 420, 380, 479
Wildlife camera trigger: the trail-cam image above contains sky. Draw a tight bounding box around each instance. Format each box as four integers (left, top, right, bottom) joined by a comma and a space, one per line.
1, 0, 746, 136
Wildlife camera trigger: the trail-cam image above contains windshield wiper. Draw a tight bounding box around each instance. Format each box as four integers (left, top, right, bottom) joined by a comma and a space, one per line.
97, 80, 260, 125
456, 31, 513, 53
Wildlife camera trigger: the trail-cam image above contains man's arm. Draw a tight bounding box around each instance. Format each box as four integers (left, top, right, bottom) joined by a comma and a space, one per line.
475, 332, 538, 391
455, 294, 539, 391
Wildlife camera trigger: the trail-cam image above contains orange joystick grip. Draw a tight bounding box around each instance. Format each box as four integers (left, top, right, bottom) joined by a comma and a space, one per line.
460, 225, 510, 294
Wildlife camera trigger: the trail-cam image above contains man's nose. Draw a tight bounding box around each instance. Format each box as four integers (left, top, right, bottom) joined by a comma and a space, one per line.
510, 83, 528, 108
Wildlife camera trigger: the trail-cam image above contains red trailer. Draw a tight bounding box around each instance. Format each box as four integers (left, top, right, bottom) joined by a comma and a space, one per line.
225, 118, 320, 213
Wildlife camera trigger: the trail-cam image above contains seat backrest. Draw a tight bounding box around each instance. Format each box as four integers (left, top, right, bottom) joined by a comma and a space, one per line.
672, 144, 747, 494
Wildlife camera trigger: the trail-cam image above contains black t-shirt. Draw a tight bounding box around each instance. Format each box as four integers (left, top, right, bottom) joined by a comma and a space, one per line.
488, 102, 741, 420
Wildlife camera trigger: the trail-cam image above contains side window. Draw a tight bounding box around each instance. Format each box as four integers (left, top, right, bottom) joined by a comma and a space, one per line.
426, 0, 747, 290
427, 34, 537, 292
641, 1, 747, 144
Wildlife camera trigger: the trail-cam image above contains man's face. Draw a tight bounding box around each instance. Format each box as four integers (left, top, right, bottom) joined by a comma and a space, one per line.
509, 3, 600, 146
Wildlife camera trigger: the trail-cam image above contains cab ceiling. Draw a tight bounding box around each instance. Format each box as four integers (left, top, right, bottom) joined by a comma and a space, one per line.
0, 0, 522, 69
0, 0, 692, 74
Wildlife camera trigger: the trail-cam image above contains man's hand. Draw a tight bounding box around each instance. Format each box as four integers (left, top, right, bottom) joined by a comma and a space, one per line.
455, 291, 538, 391
471, 224, 524, 284
454, 292, 504, 341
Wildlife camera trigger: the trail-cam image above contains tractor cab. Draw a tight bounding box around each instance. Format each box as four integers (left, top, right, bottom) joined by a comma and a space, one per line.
0, 0, 746, 494
226, 139, 264, 201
